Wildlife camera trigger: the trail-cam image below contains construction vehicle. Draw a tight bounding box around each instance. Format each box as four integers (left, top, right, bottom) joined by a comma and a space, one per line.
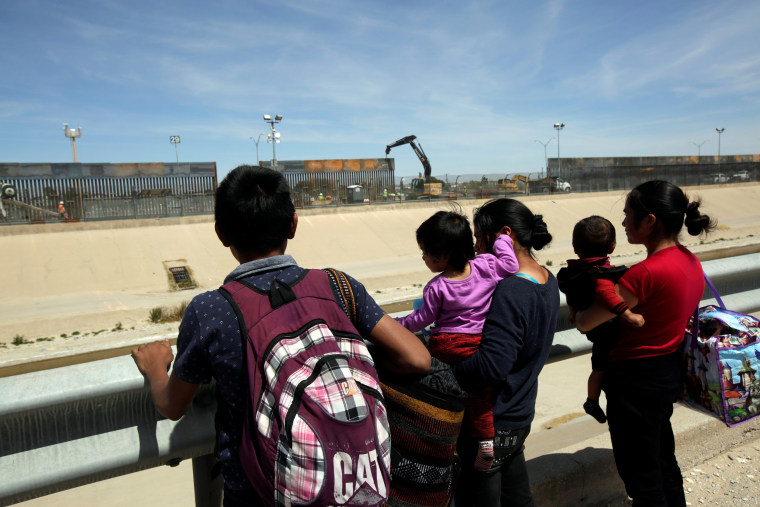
529, 176, 572, 193
0, 182, 72, 222
409, 178, 443, 197
0, 183, 17, 220
1, 183, 16, 199
497, 174, 529, 194
385, 135, 442, 198
495, 174, 572, 194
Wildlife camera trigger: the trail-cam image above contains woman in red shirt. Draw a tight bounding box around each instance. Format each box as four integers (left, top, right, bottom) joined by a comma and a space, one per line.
575, 180, 715, 506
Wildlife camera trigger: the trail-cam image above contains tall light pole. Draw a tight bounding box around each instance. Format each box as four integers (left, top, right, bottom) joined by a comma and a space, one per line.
263, 114, 283, 170
534, 138, 554, 179
250, 133, 264, 165
62, 123, 82, 162
690, 139, 708, 186
689, 140, 708, 158
715, 128, 725, 174
553, 123, 565, 179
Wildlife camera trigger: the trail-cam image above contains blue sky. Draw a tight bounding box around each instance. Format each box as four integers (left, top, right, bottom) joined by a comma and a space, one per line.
1, 0, 758, 179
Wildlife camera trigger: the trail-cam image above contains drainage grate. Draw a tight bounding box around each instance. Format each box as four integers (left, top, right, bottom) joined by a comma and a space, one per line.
169, 266, 195, 289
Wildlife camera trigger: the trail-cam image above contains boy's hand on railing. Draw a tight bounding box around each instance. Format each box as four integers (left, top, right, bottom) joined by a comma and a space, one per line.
131, 339, 198, 420
132, 338, 173, 378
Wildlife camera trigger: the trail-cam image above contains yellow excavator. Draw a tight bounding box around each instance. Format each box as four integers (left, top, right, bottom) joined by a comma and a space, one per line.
497, 174, 529, 194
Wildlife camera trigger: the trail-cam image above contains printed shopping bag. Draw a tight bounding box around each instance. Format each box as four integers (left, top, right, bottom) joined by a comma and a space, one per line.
683, 274, 760, 427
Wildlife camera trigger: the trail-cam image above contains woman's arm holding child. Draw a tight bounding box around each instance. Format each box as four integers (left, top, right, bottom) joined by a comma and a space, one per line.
594, 279, 644, 327
575, 283, 640, 333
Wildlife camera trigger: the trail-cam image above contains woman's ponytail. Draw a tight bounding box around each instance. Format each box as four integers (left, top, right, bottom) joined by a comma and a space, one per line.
684, 199, 716, 236
531, 214, 552, 250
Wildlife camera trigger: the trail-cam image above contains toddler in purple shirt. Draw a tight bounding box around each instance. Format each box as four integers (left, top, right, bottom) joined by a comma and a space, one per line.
396, 210, 518, 470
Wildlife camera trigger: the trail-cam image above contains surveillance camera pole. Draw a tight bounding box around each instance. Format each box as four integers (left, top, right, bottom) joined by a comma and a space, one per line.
63, 124, 82, 162
263, 114, 283, 170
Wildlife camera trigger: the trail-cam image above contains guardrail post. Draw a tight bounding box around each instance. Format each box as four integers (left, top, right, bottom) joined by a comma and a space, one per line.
192, 454, 223, 507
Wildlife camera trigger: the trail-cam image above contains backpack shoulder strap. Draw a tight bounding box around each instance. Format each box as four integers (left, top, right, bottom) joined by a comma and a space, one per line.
218, 283, 249, 347
323, 268, 357, 324
216, 283, 252, 459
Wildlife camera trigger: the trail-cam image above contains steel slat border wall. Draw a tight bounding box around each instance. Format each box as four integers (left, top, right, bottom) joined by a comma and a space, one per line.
1, 172, 215, 223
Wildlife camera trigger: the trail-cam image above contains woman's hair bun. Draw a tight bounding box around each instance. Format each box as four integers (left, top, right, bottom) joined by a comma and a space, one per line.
684, 200, 716, 236
531, 214, 552, 250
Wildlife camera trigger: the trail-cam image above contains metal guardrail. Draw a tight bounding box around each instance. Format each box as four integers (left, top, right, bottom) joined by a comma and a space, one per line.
1, 253, 759, 506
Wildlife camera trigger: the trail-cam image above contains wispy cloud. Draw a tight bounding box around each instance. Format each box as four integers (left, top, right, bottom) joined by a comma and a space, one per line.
0, 0, 758, 173
564, 2, 760, 102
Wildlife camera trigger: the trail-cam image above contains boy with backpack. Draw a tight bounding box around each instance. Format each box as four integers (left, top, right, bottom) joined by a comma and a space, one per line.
132, 165, 431, 507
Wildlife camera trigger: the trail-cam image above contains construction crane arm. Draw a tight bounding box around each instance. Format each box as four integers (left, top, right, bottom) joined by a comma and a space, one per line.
385, 135, 432, 180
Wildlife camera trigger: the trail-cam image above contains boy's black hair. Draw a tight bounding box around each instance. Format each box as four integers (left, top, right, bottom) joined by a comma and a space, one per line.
215, 165, 295, 254
416, 211, 475, 272
572, 215, 616, 258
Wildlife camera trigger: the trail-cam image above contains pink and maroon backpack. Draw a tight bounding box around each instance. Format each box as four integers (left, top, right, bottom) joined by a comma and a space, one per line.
219, 269, 390, 506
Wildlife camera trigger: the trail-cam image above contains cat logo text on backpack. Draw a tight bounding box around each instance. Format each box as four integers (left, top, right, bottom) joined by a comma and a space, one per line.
219, 269, 390, 506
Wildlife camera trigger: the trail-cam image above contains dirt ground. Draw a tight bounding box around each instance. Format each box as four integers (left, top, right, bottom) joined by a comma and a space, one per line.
608, 436, 760, 506
680, 440, 760, 506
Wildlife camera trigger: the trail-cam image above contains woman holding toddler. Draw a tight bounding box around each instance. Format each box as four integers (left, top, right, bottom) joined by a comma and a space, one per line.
574, 180, 715, 506
452, 198, 560, 507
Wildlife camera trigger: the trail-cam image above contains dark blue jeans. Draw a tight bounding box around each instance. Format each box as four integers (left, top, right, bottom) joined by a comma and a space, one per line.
604, 351, 686, 507
454, 426, 535, 507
